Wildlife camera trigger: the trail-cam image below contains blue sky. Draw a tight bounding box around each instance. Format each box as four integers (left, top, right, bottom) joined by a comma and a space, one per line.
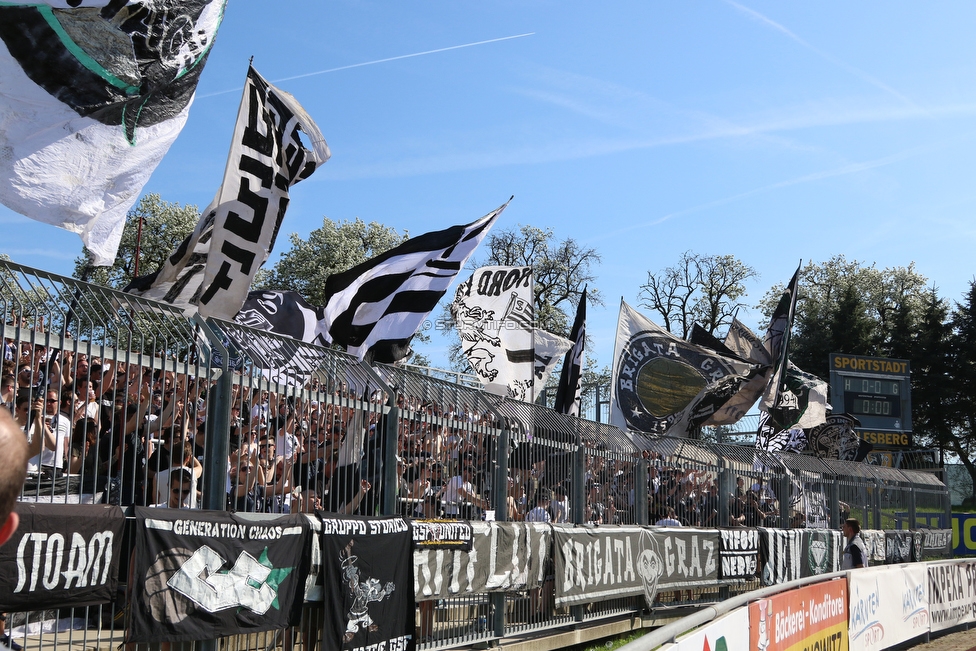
4, 1, 976, 372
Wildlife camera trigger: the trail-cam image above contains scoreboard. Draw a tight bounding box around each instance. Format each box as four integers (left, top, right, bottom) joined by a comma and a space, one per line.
829, 354, 912, 448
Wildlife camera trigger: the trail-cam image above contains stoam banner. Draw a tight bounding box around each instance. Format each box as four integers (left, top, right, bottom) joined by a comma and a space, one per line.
849, 565, 929, 650
609, 301, 755, 436
718, 528, 759, 580
319, 516, 415, 651
126, 64, 330, 320
128, 508, 311, 644
553, 526, 718, 607
0, 0, 225, 265
413, 522, 550, 600
928, 560, 976, 632
749, 578, 848, 651
0, 503, 124, 611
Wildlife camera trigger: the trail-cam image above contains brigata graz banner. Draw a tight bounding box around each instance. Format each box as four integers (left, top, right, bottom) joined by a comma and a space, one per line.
413, 521, 549, 600
128, 508, 311, 644
928, 560, 976, 632
0, 503, 124, 611
320, 515, 416, 651
553, 525, 718, 607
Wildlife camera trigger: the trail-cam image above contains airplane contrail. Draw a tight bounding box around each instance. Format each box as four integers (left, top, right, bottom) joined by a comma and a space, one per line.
199, 32, 535, 98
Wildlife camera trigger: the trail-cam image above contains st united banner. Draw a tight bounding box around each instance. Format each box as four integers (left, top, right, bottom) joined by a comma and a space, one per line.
411, 519, 473, 551
320, 515, 415, 651
0, 503, 124, 611
128, 508, 311, 644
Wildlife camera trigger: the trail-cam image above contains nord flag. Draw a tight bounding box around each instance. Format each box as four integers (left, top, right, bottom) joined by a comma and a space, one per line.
609, 300, 753, 435
323, 201, 509, 364
125, 64, 330, 319
553, 288, 586, 416
0, 1, 225, 265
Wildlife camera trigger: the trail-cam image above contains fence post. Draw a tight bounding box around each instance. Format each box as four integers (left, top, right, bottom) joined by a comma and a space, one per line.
828, 480, 840, 530
872, 480, 883, 530
491, 421, 512, 640
381, 405, 400, 516
908, 483, 917, 530
197, 318, 231, 513
778, 474, 791, 528
571, 425, 585, 623
636, 458, 649, 525
718, 461, 731, 528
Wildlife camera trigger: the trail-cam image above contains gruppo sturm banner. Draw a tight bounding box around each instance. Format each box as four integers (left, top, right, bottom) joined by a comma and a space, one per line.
0, 503, 124, 611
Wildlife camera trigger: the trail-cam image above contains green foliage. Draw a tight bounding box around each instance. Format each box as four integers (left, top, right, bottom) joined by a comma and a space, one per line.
254, 217, 408, 306
639, 251, 758, 338
73, 193, 200, 288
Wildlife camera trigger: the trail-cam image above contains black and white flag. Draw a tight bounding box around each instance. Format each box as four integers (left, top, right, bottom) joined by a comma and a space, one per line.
759, 527, 803, 586
718, 528, 759, 580
609, 300, 755, 436
553, 287, 586, 416
761, 266, 803, 430
0, 504, 124, 611
128, 508, 311, 644
125, 64, 330, 319
319, 515, 416, 651
800, 529, 842, 577
0, 0, 225, 265
323, 201, 508, 364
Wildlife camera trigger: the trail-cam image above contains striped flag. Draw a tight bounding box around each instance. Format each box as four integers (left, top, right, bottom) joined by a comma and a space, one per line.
761, 265, 804, 429
325, 200, 510, 363
553, 287, 586, 416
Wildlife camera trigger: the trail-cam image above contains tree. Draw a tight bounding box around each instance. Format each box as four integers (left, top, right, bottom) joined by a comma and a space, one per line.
442, 224, 602, 372
760, 256, 929, 378
948, 281, 976, 498
253, 217, 407, 306
72, 193, 200, 289
638, 251, 758, 338
910, 288, 954, 450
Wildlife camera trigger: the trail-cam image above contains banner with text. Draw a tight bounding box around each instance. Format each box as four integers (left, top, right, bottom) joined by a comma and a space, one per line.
0, 503, 123, 611
749, 578, 848, 651
719, 528, 759, 580
319, 515, 415, 651
885, 530, 921, 564
920, 530, 953, 560
129, 509, 310, 644
413, 521, 549, 601
862, 530, 887, 564
848, 564, 929, 651
411, 519, 473, 551
554, 526, 718, 607
928, 560, 976, 632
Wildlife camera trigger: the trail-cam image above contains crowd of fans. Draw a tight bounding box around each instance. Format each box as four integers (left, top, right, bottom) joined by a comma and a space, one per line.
5, 325, 806, 530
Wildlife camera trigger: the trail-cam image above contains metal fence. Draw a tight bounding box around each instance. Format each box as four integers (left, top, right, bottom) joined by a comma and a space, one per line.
0, 259, 952, 650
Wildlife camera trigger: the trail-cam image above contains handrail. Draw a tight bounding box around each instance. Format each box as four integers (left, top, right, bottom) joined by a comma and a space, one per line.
616, 569, 852, 651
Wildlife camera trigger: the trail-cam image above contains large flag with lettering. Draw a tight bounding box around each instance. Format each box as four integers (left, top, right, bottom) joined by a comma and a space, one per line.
0, 1, 225, 266
128, 508, 311, 644
609, 300, 754, 435
0, 504, 124, 611
553, 288, 586, 416
324, 201, 508, 364
125, 64, 330, 319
